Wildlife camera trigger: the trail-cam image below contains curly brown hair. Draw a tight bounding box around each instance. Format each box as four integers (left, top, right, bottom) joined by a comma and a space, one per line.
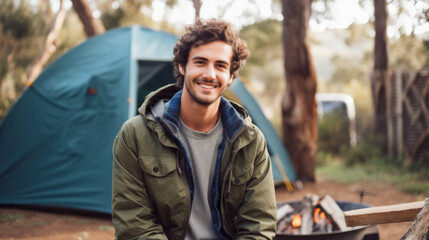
172, 18, 250, 87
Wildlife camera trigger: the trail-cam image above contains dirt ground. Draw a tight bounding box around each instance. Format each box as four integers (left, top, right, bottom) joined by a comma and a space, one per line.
0, 176, 425, 240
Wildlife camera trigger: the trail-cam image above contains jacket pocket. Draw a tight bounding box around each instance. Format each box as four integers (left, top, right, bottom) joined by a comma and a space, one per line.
231, 151, 254, 186
139, 155, 187, 234
140, 155, 177, 177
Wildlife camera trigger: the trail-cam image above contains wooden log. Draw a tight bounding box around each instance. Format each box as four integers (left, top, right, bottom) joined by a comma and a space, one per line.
300, 195, 314, 234
400, 198, 429, 240
344, 200, 426, 227
319, 194, 348, 230
277, 203, 294, 221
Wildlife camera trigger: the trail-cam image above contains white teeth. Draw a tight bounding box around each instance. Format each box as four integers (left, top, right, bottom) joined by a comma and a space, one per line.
199, 84, 215, 89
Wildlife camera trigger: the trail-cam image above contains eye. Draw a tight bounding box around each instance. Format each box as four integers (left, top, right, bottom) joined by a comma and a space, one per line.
216, 64, 227, 69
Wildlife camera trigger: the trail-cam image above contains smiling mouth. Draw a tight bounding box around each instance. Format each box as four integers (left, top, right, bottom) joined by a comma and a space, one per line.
199, 83, 216, 89
195, 80, 218, 89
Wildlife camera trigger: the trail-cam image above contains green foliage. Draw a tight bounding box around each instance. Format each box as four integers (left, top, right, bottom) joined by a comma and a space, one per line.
318, 155, 429, 196
101, 7, 126, 30
240, 19, 283, 66
342, 134, 384, 166
1, 0, 35, 39
318, 23, 375, 147
239, 19, 285, 132
317, 19, 429, 197
317, 113, 349, 155
0, 0, 184, 122
401, 181, 429, 195
344, 23, 373, 46
389, 33, 428, 71
0, 0, 52, 121
98, 0, 179, 33
318, 131, 429, 196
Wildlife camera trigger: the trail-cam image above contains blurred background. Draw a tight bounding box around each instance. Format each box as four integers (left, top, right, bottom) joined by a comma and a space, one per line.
1, 0, 428, 193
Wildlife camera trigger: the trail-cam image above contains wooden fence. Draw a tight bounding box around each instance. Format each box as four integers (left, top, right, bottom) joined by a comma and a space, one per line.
373, 70, 429, 163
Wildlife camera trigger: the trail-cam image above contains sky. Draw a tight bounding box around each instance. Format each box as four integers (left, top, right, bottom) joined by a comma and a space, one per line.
147, 0, 429, 37
49, 0, 429, 37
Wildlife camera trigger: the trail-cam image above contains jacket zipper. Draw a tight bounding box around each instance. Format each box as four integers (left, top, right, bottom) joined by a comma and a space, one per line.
217, 125, 249, 238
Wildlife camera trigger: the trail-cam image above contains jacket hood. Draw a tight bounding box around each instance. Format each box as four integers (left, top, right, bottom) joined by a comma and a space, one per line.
138, 84, 181, 118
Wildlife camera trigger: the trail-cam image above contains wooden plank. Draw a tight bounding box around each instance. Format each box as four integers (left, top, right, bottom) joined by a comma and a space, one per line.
319, 194, 348, 230
403, 97, 416, 124
386, 71, 394, 155
344, 201, 425, 227
422, 75, 429, 98
411, 85, 429, 122
412, 128, 429, 157
396, 70, 403, 155
403, 71, 417, 96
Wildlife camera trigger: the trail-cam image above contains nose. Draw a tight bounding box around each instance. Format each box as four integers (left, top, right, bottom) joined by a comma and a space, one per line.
202, 64, 216, 80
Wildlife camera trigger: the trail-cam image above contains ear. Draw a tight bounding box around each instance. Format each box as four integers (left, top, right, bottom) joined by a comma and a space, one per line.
179, 64, 185, 76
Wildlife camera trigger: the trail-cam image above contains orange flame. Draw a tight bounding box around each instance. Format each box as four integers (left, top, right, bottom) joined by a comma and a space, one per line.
314, 208, 320, 222
291, 214, 302, 227
314, 208, 327, 223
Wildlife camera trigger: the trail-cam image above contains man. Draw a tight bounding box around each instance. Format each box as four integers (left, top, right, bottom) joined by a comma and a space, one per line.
112, 18, 277, 240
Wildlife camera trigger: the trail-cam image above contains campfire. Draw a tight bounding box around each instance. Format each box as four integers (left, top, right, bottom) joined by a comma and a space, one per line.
277, 194, 350, 235
276, 194, 428, 240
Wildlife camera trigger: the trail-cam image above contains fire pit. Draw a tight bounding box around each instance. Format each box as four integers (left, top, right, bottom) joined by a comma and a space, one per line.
275, 200, 379, 240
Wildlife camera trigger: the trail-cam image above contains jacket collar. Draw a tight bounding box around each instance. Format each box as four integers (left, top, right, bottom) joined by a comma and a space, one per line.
163, 90, 246, 141
140, 84, 247, 141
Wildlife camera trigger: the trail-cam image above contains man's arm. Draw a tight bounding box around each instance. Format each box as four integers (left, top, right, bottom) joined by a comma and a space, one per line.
234, 129, 277, 240
112, 121, 168, 240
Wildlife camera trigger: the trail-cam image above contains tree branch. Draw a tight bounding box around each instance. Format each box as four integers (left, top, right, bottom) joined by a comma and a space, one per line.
71, 0, 105, 37
192, 0, 202, 19
26, 0, 66, 86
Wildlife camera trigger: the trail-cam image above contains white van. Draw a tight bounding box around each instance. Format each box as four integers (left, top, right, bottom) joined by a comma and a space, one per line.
316, 93, 357, 146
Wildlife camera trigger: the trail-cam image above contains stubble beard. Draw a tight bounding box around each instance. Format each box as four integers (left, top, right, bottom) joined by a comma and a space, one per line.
184, 79, 221, 106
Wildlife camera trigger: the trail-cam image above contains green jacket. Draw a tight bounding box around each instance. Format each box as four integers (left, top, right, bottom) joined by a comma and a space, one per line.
112, 84, 277, 240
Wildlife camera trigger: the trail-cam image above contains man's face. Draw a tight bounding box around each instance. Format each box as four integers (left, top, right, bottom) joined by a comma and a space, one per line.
179, 40, 233, 106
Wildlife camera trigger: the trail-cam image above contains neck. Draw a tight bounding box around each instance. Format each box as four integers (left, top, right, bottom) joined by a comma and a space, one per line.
180, 96, 221, 133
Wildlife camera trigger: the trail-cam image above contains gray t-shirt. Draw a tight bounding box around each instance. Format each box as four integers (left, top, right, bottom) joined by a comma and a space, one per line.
178, 118, 223, 240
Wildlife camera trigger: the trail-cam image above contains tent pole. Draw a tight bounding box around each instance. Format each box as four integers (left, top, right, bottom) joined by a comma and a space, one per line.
273, 155, 294, 192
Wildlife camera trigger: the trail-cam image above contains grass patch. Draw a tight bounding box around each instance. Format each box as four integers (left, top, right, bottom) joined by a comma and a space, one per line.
317, 128, 429, 196
317, 152, 429, 196
0, 212, 22, 223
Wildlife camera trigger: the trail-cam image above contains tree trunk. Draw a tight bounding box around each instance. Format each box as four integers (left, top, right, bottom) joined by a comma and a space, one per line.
26, 0, 66, 86
373, 0, 389, 150
282, 0, 318, 181
71, 0, 105, 37
374, 0, 388, 71
192, 0, 202, 19
401, 199, 429, 240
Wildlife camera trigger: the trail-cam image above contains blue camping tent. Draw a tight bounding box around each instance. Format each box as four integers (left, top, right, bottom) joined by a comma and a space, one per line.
0, 26, 298, 214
